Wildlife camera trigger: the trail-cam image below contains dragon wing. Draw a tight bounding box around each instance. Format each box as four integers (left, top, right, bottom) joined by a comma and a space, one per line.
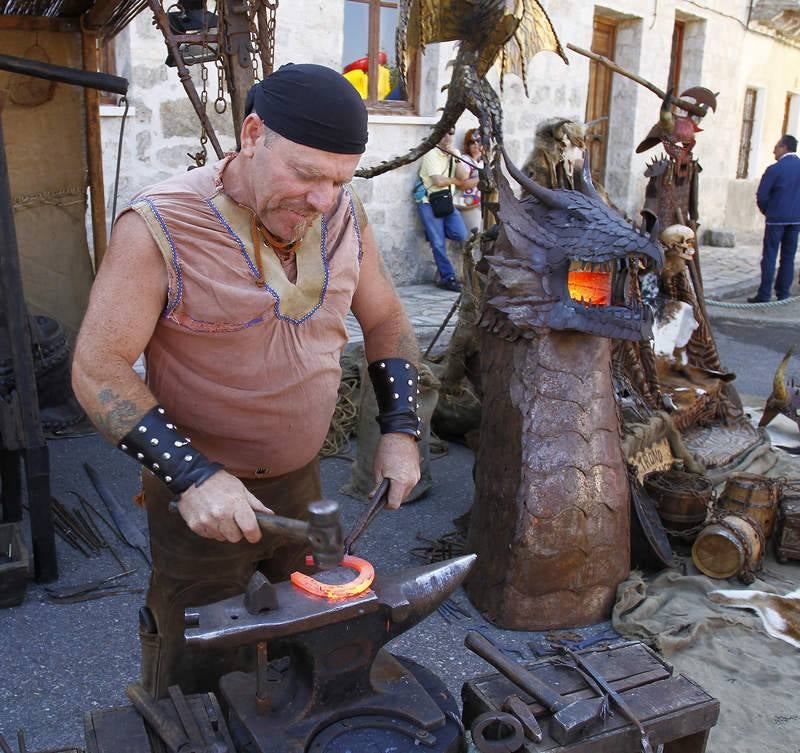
495, 0, 568, 94
398, 0, 473, 88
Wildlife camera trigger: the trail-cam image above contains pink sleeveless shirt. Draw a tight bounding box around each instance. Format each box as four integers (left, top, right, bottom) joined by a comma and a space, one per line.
122, 156, 366, 478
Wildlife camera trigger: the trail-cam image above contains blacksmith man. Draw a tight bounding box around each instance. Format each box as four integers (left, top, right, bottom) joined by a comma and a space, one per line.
72, 64, 421, 697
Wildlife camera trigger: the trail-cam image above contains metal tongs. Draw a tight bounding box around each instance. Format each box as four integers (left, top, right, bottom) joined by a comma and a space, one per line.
342, 478, 390, 555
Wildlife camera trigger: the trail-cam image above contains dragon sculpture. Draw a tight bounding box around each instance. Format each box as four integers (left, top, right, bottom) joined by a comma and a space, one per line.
464, 152, 664, 629
355, 0, 567, 179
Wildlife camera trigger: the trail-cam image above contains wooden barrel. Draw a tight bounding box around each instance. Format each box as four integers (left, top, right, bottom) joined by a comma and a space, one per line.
644, 470, 712, 533
717, 473, 780, 539
692, 514, 764, 584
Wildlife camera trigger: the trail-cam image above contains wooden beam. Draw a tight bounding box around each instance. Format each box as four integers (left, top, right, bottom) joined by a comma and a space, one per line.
0, 15, 79, 32
567, 43, 709, 118
221, 0, 255, 145
82, 29, 108, 270
0, 95, 58, 582
83, 0, 125, 33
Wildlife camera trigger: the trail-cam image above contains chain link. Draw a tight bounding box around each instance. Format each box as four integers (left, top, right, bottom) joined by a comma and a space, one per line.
263, 0, 278, 76
214, 55, 227, 113
192, 61, 210, 167
246, 0, 262, 80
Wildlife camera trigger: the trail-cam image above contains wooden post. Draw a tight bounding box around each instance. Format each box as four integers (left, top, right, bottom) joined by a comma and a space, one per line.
81, 29, 108, 270
221, 0, 255, 145
567, 43, 710, 119
0, 97, 58, 582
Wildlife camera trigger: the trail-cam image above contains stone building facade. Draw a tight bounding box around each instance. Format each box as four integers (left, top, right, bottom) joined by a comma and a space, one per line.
100, 0, 800, 285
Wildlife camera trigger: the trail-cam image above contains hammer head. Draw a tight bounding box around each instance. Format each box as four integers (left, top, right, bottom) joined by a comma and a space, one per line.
306, 500, 344, 569
550, 696, 606, 745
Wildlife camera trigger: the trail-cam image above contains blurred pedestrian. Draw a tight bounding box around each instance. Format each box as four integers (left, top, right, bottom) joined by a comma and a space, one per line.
748, 134, 800, 302
454, 127, 484, 233
415, 128, 470, 292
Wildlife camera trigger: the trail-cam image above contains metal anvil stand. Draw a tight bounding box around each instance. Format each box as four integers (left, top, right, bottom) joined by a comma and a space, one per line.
184, 555, 476, 753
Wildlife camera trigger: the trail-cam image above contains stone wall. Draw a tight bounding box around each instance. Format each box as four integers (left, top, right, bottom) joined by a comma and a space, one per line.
99, 0, 800, 284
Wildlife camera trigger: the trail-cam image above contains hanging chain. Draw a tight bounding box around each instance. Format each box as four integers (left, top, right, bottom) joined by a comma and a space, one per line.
244, 0, 278, 80
214, 56, 227, 113
246, 0, 262, 80
263, 0, 278, 76
191, 61, 210, 167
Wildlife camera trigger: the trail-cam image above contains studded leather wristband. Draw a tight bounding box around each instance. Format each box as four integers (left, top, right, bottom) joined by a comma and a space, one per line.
118, 406, 223, 495
367, 358, 422, 441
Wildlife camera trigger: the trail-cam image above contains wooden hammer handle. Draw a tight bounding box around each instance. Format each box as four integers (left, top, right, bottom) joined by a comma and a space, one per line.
465, 631, 565, 712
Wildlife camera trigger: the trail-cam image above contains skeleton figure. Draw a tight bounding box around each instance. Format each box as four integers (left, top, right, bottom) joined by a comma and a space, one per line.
641, 225, 699, 370
355, 0, 567, 179
626, 85, 748, 427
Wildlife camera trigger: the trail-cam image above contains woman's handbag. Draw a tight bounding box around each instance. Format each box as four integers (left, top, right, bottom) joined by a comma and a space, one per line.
428, 187, 454, 217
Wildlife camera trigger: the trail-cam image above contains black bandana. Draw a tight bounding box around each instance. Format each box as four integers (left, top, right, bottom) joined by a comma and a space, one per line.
245, 63, 368, 155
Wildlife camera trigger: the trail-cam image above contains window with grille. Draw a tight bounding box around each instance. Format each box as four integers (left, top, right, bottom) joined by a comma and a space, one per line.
342, 0, 418, 113
737, 88, 757, 179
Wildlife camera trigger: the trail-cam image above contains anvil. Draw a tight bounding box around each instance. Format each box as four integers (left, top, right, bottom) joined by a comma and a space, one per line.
183, 554, 476, 753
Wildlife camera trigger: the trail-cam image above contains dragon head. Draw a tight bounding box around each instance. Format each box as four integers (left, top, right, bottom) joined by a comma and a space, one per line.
482, 150, 664, 341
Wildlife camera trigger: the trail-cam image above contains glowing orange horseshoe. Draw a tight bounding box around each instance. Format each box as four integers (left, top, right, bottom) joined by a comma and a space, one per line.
290, 555, 375, 600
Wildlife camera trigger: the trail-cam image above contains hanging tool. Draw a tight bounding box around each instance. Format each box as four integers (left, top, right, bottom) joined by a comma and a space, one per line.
465, 631, 605, 744
84, 462, 152, 566
342, 478, 390, 554
564, 648, 664, 753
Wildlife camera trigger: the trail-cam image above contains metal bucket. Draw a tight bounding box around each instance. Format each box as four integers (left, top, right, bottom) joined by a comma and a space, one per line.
644, 470, 712, 534
717, 473, 781, 539
692, 513, 764, 584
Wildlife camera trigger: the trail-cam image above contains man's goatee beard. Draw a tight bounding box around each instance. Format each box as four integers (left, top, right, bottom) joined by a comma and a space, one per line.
290, 217, 313, 243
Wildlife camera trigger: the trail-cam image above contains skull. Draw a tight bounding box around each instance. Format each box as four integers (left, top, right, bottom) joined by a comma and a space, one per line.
660, 224, 695, 279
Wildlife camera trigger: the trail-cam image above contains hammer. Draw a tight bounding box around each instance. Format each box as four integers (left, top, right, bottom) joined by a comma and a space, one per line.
170, 498, 343, 569
465, 631, 605, 745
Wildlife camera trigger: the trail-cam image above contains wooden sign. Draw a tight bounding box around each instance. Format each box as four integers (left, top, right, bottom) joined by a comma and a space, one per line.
629, 437, 673, 483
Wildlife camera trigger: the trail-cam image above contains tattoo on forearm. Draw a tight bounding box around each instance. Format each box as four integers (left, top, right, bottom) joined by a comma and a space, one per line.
93, 388, 147, 441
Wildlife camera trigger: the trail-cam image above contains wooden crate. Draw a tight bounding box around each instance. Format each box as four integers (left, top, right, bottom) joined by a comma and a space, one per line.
775, 495, 800, 563
0, 522, 30, 608
462, 641, 719, 752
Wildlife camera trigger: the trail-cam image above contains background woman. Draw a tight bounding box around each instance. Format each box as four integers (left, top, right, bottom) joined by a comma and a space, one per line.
455, 127, 483, 233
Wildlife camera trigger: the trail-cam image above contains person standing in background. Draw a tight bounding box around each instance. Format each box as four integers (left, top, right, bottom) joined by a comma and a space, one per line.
749, 134, 800, 302
454, 127, 483, 234
416, 128, 470, 292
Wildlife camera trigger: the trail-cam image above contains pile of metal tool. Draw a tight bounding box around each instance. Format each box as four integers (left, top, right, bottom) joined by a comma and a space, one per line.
41, 462, 153, 603
465, 632, 666, 753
